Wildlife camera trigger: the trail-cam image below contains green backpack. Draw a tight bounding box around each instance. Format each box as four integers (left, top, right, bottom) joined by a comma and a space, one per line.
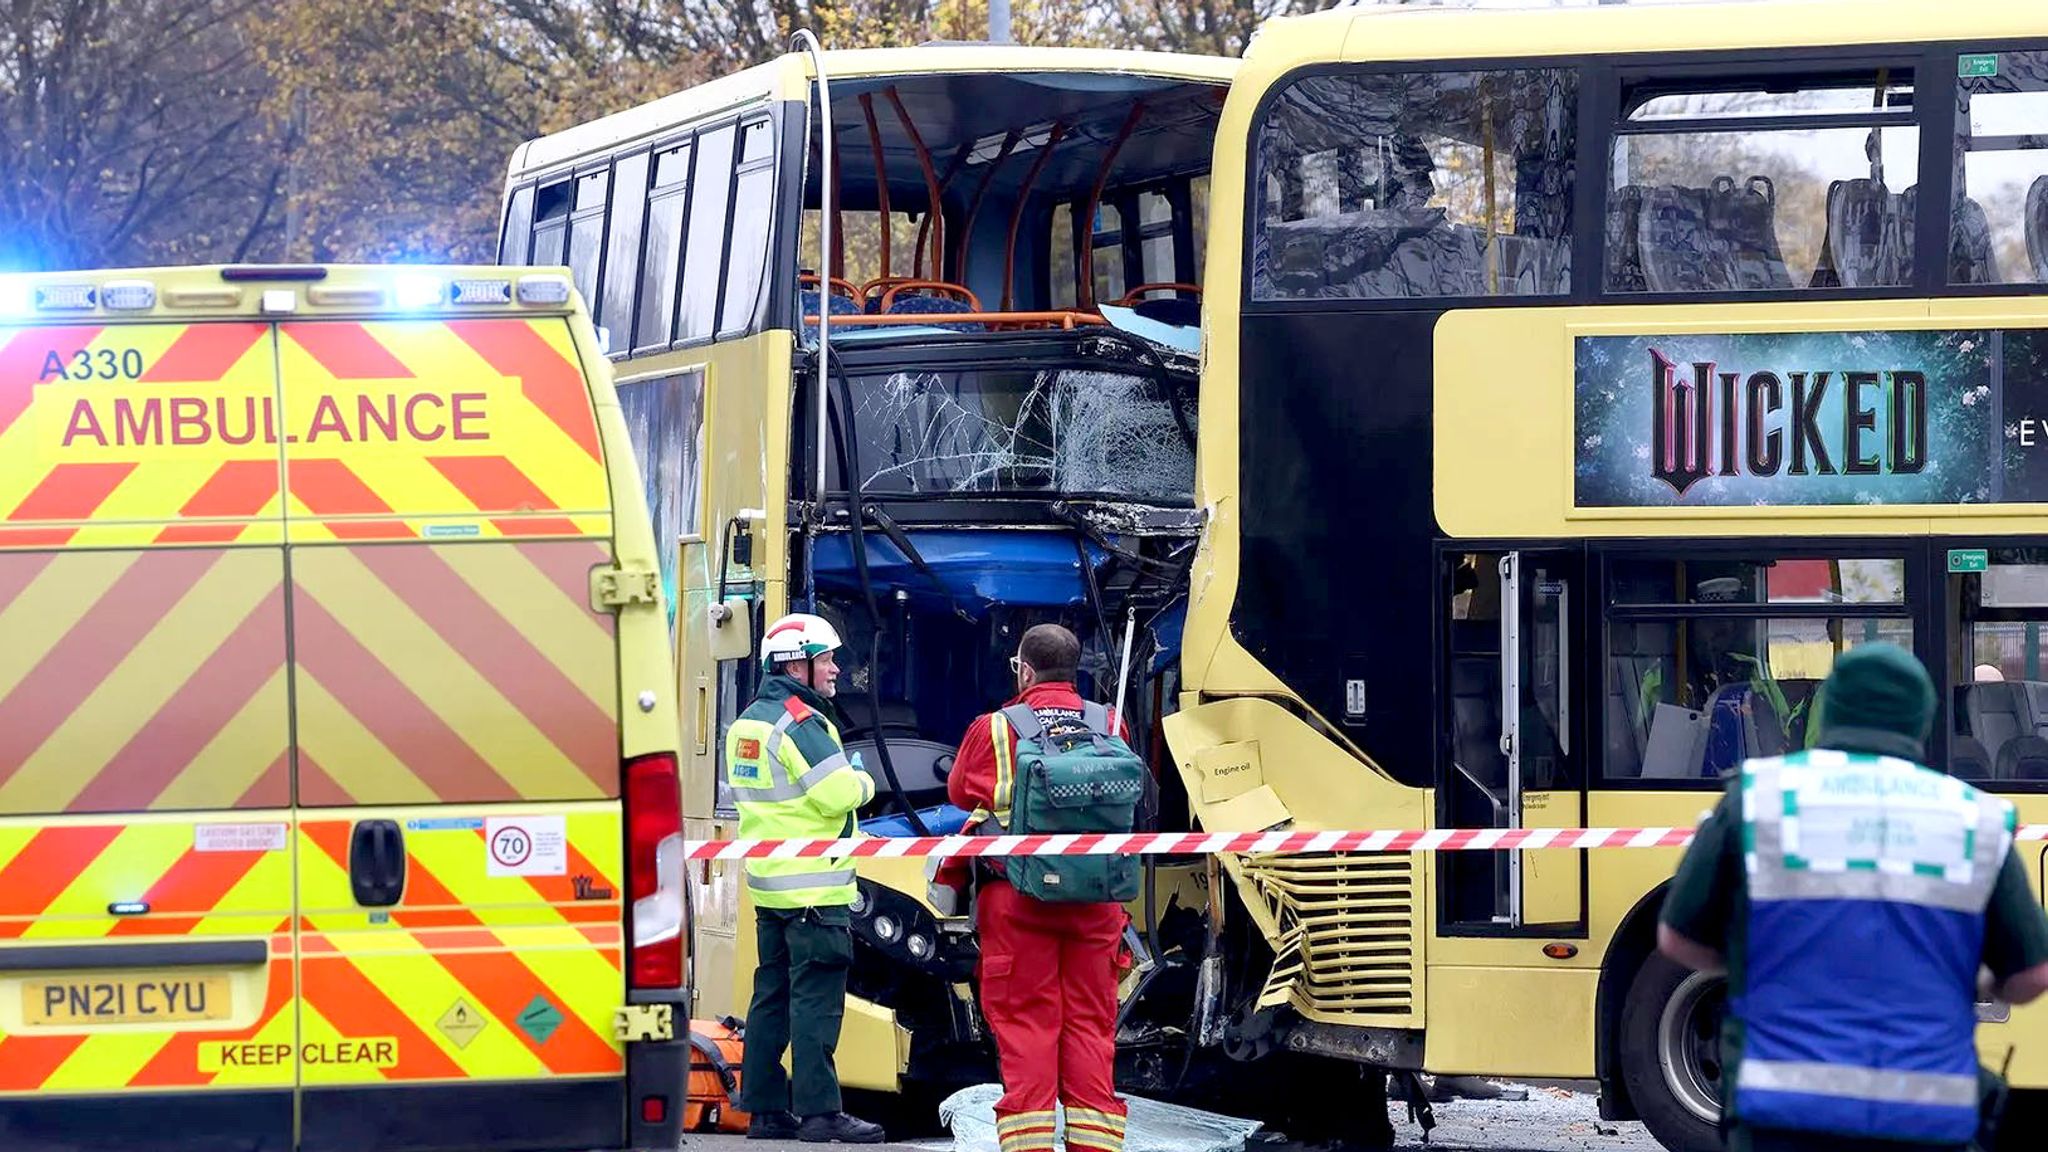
995, 702, 1145, 904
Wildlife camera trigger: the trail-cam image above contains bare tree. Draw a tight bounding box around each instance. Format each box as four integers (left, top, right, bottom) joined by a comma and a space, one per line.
0, 0, 289, 270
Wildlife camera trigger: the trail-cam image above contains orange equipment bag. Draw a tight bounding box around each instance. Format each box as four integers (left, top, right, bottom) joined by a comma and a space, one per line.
686, 1017, 751, 1134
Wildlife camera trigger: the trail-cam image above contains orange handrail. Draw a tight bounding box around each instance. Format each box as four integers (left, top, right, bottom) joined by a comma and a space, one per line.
1114, 282, 1202, 306
801, 273, 861, 302
860, 94, 891, 280
1002, 122, 1066, 311
958, 130, 1022, 278
858, 275, 918, 309
804, 310, 1107, 331
886, 87, 945, 280
878, 281, 983, 313
1079, 103, 1147, 312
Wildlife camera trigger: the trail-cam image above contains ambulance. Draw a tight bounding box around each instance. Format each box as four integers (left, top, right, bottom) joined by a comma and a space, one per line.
0, 265, 686, 1152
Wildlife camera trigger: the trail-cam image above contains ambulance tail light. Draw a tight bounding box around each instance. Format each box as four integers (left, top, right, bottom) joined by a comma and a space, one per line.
625, 751, 685, 990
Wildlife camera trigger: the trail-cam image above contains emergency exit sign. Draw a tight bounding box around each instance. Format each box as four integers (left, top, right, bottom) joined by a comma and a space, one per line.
1949, 549, 1989, 574
1961, 55, 1999, 79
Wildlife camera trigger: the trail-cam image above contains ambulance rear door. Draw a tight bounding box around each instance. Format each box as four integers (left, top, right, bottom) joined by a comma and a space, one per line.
0, 318, 298, 1148
276, 315, 629, 1151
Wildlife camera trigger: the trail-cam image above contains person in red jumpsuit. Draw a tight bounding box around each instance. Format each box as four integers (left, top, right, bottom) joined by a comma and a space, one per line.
937, 623, 1130, 1152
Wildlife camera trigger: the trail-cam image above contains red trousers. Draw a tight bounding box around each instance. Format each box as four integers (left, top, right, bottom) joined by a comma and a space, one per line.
977, 881, 1128, 1152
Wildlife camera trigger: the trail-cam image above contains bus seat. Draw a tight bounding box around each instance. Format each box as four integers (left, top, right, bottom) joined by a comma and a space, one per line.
1950, 734, 1992, 779
1964, 681, 2034, 770
1639, 184, 1718, 293
1709, 176, 1791, 290
2027, 175, 2048, 281
1949, 195, 2000, 285
881, 281, 984, 331
801, 289, 863, 317
1816, 178, 1907, 288
1604, 185, 1648, 291
1996, 735, 2048, 781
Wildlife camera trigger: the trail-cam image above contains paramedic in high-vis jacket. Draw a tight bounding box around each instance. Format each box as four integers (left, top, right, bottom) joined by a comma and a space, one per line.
725, 612, 885, 1144
1658, 644, 2048, 1152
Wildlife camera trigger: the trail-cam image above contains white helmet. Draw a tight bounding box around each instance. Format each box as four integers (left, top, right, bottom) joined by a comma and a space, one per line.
762, 612, 842, 670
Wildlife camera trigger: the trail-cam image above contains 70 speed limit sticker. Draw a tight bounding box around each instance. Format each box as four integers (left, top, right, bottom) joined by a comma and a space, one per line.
485, 815, 567, 877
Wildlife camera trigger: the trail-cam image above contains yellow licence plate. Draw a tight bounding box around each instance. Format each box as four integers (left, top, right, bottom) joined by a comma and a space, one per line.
22, 973, 233, 1027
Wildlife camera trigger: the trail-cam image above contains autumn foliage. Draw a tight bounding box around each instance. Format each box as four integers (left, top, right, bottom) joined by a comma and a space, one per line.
3, 0, 1302, 271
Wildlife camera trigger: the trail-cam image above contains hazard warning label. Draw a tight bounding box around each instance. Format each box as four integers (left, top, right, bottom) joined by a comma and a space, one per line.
485, 815, 566, 878
437, 997, 486, 1049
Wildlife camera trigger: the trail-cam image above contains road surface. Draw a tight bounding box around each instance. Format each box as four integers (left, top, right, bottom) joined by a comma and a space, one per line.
685, 1086, 1665, 1152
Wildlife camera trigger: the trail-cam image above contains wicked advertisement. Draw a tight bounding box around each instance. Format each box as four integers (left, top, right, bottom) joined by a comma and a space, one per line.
1574, 329, 2048, 509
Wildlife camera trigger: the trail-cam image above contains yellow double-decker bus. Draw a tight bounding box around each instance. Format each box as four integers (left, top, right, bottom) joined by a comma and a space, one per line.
502, 42, 1235, 1109
1168, 1, 2048, 1149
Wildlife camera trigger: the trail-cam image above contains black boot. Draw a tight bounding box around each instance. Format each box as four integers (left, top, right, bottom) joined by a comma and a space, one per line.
798, 1112, 887, 1144
748, 1110, 800, 1140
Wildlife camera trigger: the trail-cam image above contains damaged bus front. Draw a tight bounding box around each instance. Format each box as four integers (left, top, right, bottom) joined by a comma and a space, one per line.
503, 43, 1232, 1109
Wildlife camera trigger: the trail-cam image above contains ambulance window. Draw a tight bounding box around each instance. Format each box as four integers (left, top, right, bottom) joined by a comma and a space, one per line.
721, 116, 777, 338
602, 151, 651, 349
501, 184, 535, 264
530, 179, 572, 267
637, 140, 692, 352
567, 169, 609, 320
678, 123, 737, 345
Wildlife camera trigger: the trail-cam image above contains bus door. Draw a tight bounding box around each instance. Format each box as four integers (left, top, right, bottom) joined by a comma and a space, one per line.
1444, 549, 1584, 929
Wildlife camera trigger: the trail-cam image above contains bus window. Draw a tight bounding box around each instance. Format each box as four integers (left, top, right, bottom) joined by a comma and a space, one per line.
1138, 190, 1176, 285
1604, 556, 1911, 781
1607, 69, 1917, 293
833, 362, 1193, 503
1253, 68, 1576, 301
1954, 50, 2048, 286
1049, 203, 1078, 309
1191, 174, 1210, 281
501, 184, 535, 265
531, 179, 572, 267
1950, 548, 2048, 781
568, 169, 609, 320
679, 124, 737, 344
720, 118, 776, 337
602, 152, 651, 349
616, 370, 706, 635
637, 141, 692, 351
1092, 202, 1126, 304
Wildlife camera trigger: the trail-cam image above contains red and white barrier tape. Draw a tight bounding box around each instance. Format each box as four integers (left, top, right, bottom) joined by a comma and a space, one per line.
686, 823, 2048, 862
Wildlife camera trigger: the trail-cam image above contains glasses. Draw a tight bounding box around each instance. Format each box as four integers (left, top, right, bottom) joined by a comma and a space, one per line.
1008, 656, 1024, 674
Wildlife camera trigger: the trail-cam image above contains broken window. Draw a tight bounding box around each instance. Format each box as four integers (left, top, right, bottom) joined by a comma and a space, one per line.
841, 366, 1194, 503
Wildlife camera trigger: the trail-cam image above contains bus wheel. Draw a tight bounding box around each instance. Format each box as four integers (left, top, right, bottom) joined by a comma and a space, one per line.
1618, 954, 1724, 1152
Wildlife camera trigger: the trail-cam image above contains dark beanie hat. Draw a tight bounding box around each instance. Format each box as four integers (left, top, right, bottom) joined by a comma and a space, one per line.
1816, 643, 1934, 761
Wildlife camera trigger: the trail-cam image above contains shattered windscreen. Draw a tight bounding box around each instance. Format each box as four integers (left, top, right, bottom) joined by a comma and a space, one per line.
843, 366, 1195, 503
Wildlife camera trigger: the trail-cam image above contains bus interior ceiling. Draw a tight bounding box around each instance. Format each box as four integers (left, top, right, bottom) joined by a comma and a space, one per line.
794, 70, 1218, 834
803, 71, 1223, 320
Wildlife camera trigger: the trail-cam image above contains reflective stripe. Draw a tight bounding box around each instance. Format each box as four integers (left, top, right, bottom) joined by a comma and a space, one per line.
745, 868, 856, 893
1740, 1058, 1979, 1107
731, 721, 846, 803
764, 711, 799, 764
992, 714, 1016, 820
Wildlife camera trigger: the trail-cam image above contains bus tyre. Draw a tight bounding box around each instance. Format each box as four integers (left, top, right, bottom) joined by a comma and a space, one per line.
1619, 954, 1724, 1152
